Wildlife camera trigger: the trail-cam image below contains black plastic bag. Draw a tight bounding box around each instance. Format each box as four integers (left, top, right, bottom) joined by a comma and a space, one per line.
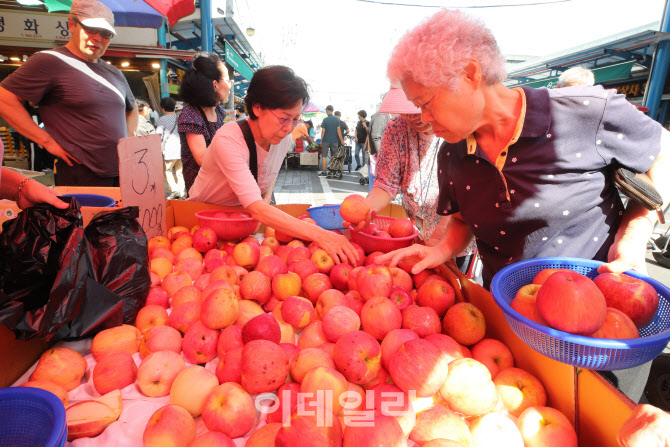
0, 198, 81, 311
82, 207, 150, 325
0, 202, 149, 341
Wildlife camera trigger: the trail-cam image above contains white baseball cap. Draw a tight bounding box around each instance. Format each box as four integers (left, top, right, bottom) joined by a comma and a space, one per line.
70, 0, 116, 37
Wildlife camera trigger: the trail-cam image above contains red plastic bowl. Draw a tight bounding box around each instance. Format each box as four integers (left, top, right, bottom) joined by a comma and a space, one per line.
349, 216, 419, 254
195, 209, 258, 241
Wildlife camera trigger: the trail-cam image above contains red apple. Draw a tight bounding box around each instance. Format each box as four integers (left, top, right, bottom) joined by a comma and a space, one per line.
312, 249, 335, 274
593, 272, 659, 328
510, 283, 548, 325
536, 271, 607, 335
233, 241, 260, 269
401, 304, 442, 338
380, 328, 419, 372
388, 218, 415, 238
357, 265, 393, 301
192, 227, 218, 252
361, 296, 402, 340
322, 306, 361, 342
389, 338, 448, 398
239, 270, 272, 304
517, 406, 578, 447
333, 330, 381, 384
532, 268, 574, 285
589, 307, 640, 339
302, 273, 333, 304
182, 321, 220, 364
471, 338, 515, 379
255, 254, 288, 279
240, 340, 289, 394
330, 263, 353, 291
340, 194, 371, 224
290, 258, 320, 281
416, 279, 455, 317
242, 313, 282, 344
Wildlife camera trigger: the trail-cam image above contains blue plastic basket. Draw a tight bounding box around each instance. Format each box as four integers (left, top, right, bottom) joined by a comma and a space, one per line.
490, 257, 670, 370
63, 193, 116, 207
307, 205, 345, 230
0, 387, 67, 447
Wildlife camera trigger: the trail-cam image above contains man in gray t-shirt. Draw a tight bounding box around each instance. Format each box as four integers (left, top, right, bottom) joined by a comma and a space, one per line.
0, 0, 137, 186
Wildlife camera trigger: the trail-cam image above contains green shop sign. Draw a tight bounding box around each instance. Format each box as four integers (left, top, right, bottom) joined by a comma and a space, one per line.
224, 42, 254, 81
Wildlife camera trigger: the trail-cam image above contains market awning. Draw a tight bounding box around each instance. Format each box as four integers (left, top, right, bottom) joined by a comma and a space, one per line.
15, 0, 194, 27
512, 61, 635, 88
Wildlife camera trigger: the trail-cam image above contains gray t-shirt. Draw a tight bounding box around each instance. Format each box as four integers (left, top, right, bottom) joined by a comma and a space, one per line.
1, 46, 135, 177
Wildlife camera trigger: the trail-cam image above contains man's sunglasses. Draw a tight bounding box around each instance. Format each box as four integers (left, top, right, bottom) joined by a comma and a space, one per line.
74, 18, 114, 40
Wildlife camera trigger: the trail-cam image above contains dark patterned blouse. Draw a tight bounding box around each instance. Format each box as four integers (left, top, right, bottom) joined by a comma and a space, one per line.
177, 104, 226, 194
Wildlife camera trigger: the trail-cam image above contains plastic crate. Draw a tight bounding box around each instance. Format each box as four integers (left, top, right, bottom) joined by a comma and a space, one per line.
490, 257, 670, 370
349, 215, 418, 254
195, 209, 258, 241
0, 387, 67, 447
307, 205, 345, 230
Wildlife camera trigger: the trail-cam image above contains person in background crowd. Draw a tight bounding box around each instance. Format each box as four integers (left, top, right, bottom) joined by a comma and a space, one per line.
177, 52, 231, 196
557, 66, 595, 88
379, 8, 670, 403
148, 106, 159, 128
334, 111, 349, 143
354, 110, 369, 170
156, 96, 185, 199
235, 103, 247, 120
136, 99, 155, 136
188, 66, 359, 266
0, 141, 67, 209
319, 105, 344, 176
0, 0, 137, 186
291, 119, 313, 150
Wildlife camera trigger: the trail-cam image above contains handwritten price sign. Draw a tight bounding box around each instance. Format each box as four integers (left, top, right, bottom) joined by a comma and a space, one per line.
118, 134, 165, 239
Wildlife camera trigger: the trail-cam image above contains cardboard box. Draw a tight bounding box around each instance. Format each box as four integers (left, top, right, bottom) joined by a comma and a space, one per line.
300, 152, 319, 166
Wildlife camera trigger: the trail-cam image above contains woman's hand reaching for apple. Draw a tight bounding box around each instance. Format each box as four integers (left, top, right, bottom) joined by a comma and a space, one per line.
376, 244, 449, 275
617, 404, 670, 447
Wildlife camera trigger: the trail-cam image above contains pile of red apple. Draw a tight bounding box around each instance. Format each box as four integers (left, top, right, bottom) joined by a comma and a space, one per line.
511, 268, 660, 339
22, 223, 586, 447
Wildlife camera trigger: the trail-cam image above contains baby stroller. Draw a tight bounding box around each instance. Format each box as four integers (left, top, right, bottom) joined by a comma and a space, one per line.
326, 145, 351, 180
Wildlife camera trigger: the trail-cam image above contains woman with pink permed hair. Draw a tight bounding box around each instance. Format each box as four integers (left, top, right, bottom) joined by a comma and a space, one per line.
378, 9, 670, 404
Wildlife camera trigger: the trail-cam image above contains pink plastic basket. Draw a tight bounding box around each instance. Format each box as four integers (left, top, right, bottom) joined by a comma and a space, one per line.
195, 210, 258, 241
349, 215, 418, 254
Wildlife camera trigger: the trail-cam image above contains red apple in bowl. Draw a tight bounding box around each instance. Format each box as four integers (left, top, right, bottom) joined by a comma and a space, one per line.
592, 272, 659, 328
535, 271, 607, 335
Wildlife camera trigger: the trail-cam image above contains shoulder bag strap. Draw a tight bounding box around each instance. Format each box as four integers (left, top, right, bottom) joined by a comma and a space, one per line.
237, 119, 258, 182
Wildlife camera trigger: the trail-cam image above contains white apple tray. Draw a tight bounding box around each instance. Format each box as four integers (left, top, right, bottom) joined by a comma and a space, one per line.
490, 257, 670, 371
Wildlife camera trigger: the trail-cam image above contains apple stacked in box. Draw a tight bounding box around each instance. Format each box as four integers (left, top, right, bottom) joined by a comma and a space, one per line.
510, 267, 660, 339
26, 219, 587, 447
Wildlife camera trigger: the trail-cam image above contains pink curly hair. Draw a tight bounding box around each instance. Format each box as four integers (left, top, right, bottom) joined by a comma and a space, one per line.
387, 9, 507, 90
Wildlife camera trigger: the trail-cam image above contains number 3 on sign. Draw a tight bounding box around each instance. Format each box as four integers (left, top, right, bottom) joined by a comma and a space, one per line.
118, 134, 166, 239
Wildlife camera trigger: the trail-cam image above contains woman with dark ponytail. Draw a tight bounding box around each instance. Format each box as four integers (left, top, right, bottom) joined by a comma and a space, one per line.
177, 52, 232, 195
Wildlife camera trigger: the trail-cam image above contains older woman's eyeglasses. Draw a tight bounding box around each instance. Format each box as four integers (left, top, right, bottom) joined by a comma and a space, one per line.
74, 18, 114, 40
269, 110, 301, 128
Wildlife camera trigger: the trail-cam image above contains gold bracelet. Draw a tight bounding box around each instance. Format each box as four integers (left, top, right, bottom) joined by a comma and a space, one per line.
16, 177, 32, 203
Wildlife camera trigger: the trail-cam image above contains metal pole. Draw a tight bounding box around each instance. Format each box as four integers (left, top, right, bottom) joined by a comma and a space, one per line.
158, 20, 168, 98
201, 0, 213, 52
643, 0, 670, 122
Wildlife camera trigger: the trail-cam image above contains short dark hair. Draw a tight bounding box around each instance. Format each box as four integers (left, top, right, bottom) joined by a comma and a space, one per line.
304, 120, 313, 128
235, 104, 246, 113
160, 96, 176, 112
136, 98, 149, 112
179, 52, 223, 108
334, 111, 341, 117
358, 110, 367, 119
326, 105, 334, 112
244, 66, 310, 120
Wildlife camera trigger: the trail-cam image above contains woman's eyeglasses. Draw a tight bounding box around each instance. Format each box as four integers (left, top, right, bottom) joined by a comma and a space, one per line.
74, 18, 114, 40
269, 110, 301, 128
